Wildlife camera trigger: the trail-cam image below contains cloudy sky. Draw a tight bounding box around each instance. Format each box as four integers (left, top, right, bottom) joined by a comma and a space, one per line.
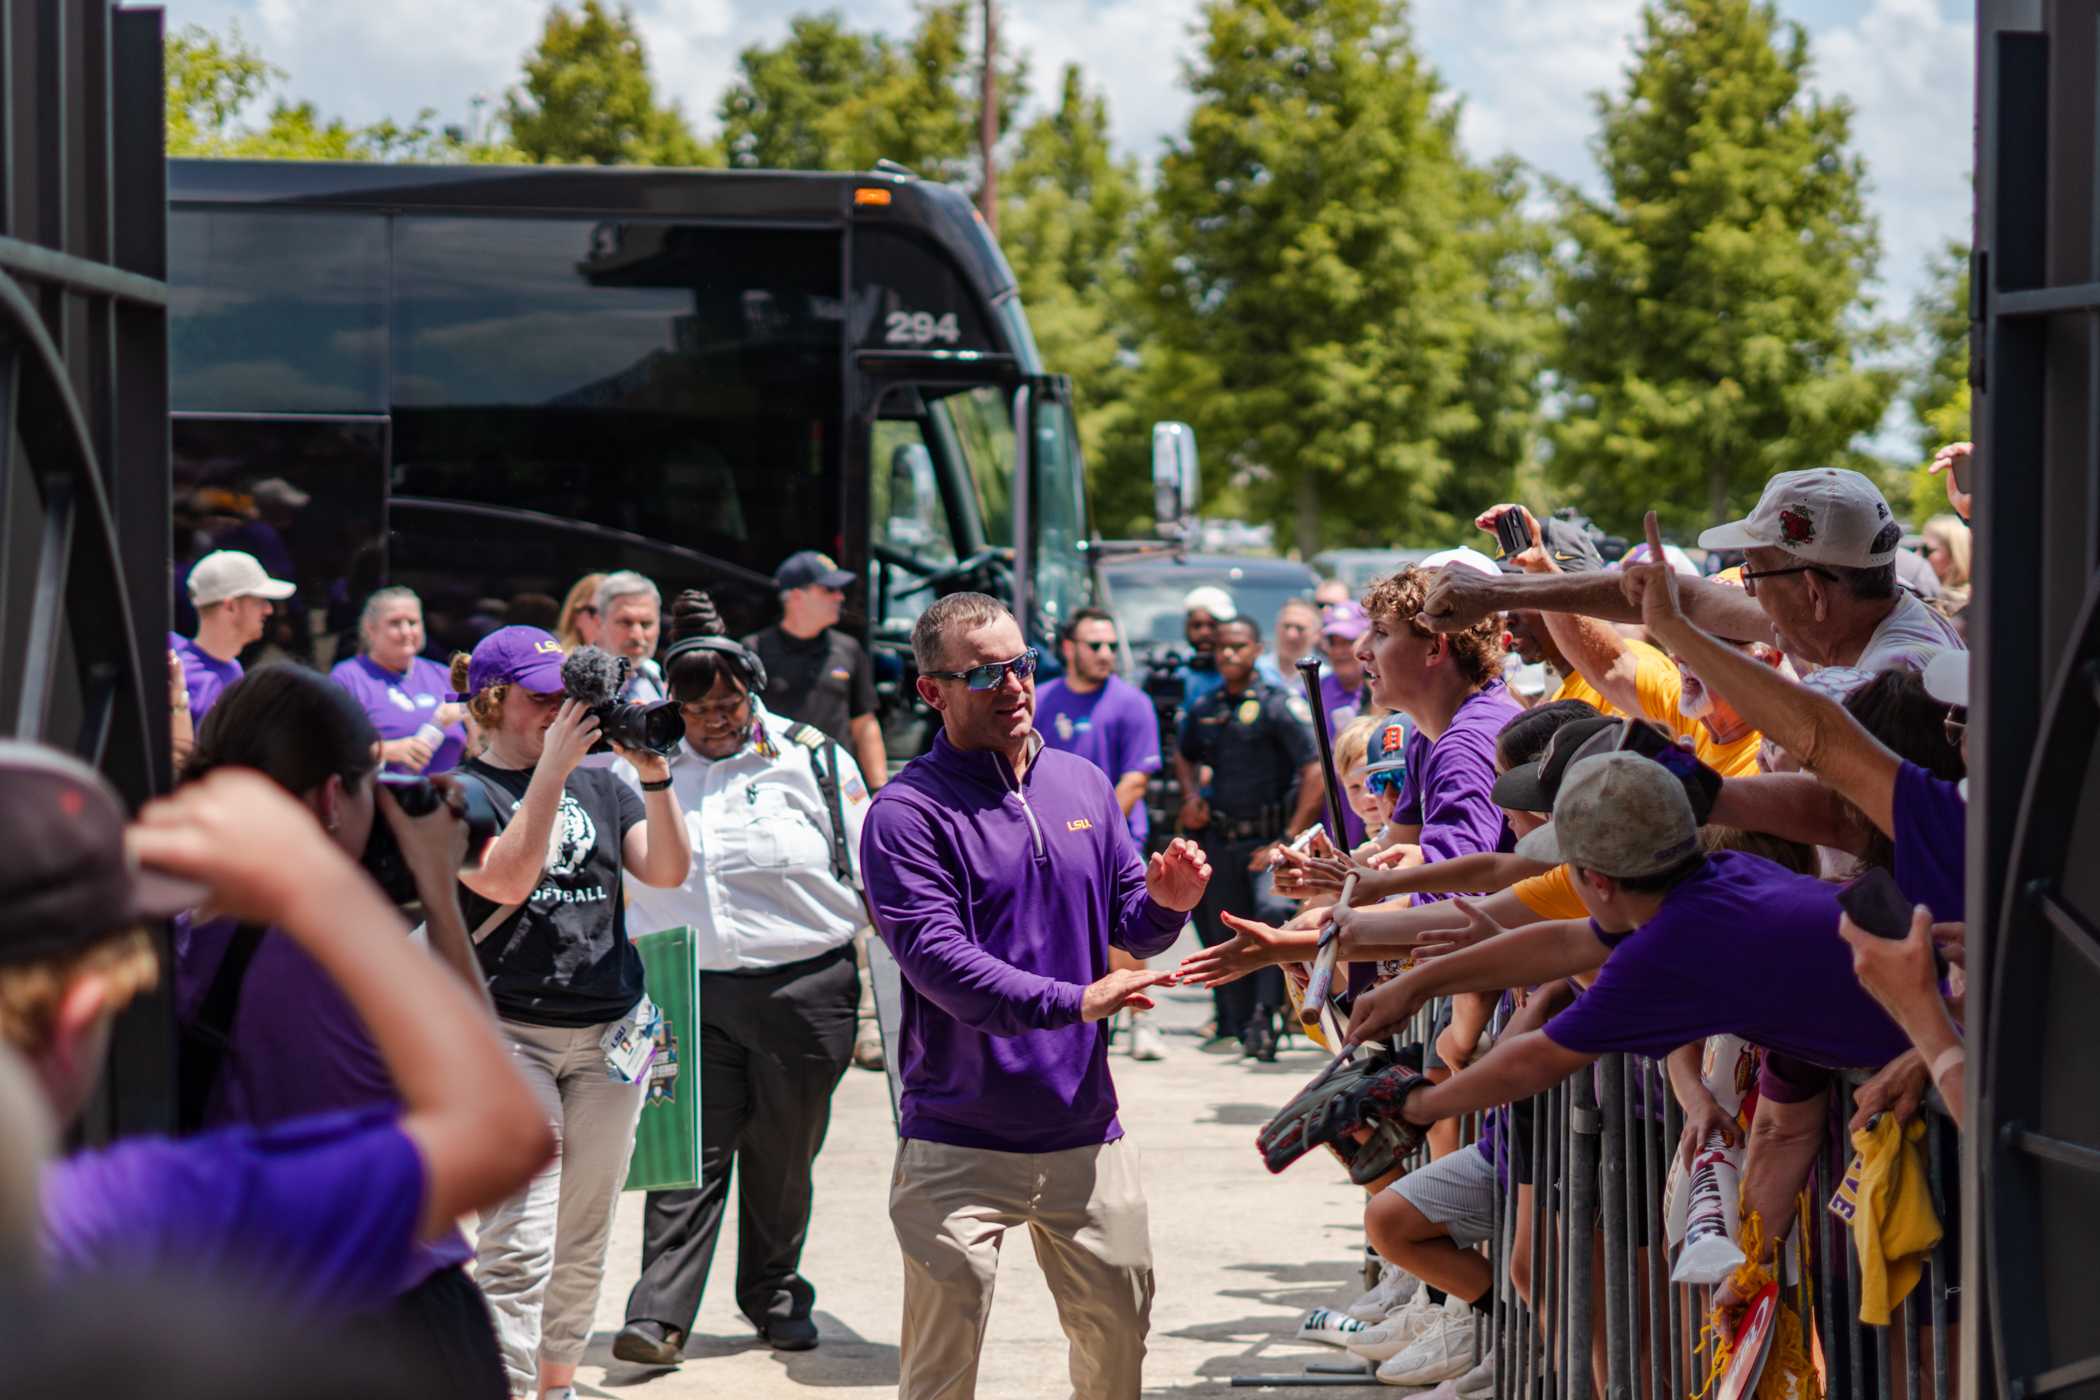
156, 0, 1973, 315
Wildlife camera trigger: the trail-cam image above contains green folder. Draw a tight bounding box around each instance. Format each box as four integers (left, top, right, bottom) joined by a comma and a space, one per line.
624, 925, 703, 1192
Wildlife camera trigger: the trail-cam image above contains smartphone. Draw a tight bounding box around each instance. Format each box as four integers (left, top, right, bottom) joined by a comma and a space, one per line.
1837, 867, 1916, 941
1494, 509, 1532, 560
1950, 447, 1971, 495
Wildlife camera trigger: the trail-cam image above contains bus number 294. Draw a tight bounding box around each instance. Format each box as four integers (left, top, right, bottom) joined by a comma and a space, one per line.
884, 310, 961, 346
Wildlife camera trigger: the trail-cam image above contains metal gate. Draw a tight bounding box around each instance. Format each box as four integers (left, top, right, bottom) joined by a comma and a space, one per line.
0, 1, 172, 1137
1975, 4, 2100, 1398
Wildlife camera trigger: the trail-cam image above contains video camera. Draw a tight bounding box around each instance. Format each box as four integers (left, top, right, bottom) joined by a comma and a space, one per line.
361, 772, 504, 906
561, 645, 683, 757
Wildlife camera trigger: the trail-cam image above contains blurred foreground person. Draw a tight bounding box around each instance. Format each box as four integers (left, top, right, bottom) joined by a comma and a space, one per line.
861, 593, 1212, 1399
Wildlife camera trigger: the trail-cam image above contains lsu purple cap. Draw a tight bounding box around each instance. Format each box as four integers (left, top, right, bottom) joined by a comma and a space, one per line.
458, 626, 566, 699
1322, 601, 1370, 641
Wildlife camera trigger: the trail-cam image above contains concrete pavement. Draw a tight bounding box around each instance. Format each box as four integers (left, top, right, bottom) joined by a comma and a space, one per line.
567, 927, 1378, 1397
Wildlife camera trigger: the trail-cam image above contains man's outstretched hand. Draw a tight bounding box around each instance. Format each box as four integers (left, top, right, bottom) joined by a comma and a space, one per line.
1081, 967, 1178, 1022
1147, 836, 1212, 911
1617, 512, 1688, 638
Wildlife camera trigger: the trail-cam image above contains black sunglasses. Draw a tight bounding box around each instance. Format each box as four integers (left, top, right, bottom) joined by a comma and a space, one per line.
1074, 639, 1117, 653
1738, 562, 1836, 597
926, 648, 1040, 691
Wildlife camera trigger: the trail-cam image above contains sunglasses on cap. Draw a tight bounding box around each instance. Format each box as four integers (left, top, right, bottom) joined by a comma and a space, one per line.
926, 648, 1039, 691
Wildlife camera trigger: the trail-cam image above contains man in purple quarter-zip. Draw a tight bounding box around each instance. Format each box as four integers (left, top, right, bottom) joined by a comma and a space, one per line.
860, 592, 1213, 1400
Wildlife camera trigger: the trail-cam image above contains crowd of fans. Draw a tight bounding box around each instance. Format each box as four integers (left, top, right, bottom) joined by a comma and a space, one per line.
11, 445, 1980, 1396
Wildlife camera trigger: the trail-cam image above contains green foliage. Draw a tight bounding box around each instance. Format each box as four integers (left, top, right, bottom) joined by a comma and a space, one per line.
1143, 0, 1550, 554
998, 66, 1153, 535
165, 23, 523, 162
1549, 0, 1895, 536
718, 4, 1024, 184
507, 1, 715, 165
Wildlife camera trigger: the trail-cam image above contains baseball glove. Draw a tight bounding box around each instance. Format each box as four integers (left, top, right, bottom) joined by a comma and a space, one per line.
1256, 1050, 1432, 1186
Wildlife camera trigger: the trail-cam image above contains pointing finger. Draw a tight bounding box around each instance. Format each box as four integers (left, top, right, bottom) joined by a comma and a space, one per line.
1643, 509, 1666, 564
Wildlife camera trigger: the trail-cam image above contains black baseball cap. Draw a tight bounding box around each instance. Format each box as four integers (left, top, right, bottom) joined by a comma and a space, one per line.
0, 741, 202, 964
1491, 716, 1619, 813
775, 550, 856, 592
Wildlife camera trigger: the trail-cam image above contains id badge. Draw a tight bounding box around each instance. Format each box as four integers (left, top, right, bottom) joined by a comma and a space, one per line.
601, 994, 661, 1083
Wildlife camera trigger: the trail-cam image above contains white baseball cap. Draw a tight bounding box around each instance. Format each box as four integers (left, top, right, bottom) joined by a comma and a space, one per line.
1698, 468, 1902, 568
1921, 648, 1968, 707
1418, 546, 1503, 579
187, 549, 296, 608
1614, 541, 1701, 577
1183, 585, 1238, 621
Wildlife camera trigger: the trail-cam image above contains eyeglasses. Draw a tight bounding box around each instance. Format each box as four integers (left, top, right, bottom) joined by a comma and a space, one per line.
680, 697, 750, 721
1073, 639, 1116, 653
1738, 562, 1837, 598
1944, 705, 1967, 748
926, 648, 1039, 691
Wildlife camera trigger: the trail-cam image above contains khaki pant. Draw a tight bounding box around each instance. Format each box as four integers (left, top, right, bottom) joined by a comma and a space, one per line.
889, 1135, 1154, 1400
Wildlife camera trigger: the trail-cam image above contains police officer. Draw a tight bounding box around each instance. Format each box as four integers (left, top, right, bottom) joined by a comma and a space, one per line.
1174, 615, 1325, 1059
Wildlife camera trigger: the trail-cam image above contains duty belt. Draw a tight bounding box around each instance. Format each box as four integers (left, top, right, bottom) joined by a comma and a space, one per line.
1207, 808, 1284, 843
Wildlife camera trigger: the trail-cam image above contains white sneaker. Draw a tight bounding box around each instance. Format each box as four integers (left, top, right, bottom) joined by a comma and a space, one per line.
1453, 1352, 1497, 1398
1345, 1291, 1440, 1362
1129, 1019, 1166, 1061
1374, 1306, 1477, 1387
1345, 1262, 1422, 1321
1295, 1306, 1376, 1348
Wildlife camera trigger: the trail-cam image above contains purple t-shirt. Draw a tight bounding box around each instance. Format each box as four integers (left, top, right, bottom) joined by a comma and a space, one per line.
1544, 851, 1913, 1070
1318, 672, 1370, 847
1035, 675, 1163, 841
1893, 761, 1964, 923
861, 732, 1188, 1153
171, 631, 242, 729
330, 653, 467, 775
42, 1108, 425, 1315
1393, 681, 1522, 899
173, 914, 470, 1288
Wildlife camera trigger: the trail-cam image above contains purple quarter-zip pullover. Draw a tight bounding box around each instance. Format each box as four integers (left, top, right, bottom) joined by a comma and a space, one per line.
860, 728, 1189, 1152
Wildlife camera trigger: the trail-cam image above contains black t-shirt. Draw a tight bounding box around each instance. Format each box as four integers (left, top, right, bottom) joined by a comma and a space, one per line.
744, 625, 876, 746
1178, 680, 1319, 821
459, 759, 647, 1028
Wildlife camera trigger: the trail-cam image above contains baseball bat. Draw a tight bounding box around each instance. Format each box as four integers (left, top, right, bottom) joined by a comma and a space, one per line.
1295, 657, 1352, 1030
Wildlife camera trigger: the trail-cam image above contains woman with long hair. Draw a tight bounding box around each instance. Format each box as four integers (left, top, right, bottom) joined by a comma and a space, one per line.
554, 573, 605, 653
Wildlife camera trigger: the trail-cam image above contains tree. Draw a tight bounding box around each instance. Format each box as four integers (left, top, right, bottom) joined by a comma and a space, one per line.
1144, 0, 1549, 554
998, 66, 1153, 534
1549, 0, 1895, 535
165, 23, 520, 162
506, 1, 715, 166
718, 4, 1023, 187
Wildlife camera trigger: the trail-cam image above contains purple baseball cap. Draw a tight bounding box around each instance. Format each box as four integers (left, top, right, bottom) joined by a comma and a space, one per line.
457, 626, 567, 699
1322, 601, 1370, 641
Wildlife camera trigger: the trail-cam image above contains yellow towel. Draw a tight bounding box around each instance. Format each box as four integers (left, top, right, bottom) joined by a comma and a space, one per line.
1831, 1117, 1942, 1325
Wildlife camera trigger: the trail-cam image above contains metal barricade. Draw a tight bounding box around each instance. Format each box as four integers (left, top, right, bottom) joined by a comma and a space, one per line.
1474, 1054, 1959, 1400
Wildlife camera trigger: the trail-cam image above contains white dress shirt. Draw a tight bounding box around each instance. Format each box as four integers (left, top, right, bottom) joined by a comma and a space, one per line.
613, 702, 870, 971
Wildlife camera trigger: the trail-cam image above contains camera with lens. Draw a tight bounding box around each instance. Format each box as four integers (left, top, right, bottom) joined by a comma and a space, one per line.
361, 772, 504, 906
562, 645, 684, 756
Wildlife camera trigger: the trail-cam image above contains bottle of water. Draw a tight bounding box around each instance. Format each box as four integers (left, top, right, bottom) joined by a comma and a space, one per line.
414, 722, 445, 750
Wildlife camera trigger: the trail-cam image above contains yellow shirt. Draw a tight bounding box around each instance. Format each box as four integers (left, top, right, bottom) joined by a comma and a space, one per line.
1549, 639, 1761, 777
1512, 863, 1588, 921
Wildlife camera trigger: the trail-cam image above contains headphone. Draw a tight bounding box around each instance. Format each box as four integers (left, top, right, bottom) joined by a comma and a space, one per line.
661, 635, 768, 694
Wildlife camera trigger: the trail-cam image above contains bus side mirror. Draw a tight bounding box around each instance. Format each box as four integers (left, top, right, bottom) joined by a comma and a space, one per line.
1151, 422, 1199, 536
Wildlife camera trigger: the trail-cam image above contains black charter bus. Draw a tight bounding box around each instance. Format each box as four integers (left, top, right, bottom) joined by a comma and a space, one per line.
166, 159, 1097, 729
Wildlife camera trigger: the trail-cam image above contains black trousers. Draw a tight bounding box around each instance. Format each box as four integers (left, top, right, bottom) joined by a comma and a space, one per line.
359, 1263, 505, 1400
624, 944, 858, 1334
1194, 831, 1288, 1039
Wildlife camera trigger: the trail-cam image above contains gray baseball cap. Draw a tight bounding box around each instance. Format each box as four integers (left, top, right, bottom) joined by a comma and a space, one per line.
1514, 751, 1702, 880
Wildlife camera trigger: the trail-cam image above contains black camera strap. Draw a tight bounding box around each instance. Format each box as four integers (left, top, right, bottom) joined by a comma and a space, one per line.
176, 922, 266, 1134
786, 722, 855, 889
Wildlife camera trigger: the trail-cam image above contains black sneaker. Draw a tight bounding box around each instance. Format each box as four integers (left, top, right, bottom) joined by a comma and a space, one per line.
1241, 1016, 1279, 1063
760, 1314, 820, 1351
612, 1318, 685, 1367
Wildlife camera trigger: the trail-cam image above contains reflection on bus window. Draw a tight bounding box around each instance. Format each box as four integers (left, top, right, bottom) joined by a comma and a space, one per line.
869, 421, 959, 639
1031, 395, 1088, 638
934, 385, 1015, 548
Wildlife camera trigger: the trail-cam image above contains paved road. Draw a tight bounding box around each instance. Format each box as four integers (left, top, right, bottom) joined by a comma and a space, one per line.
565, 926, 1375, 1397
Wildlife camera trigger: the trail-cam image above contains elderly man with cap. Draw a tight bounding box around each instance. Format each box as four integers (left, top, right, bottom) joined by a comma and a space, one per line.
169, 548, 296, 731
1, 742, 550, 1322
745, 550, 886, 791
1419, 469, 1963, 675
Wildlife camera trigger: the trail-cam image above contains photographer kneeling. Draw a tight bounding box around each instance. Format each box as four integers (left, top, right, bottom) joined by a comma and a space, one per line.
450, 626, 693, 1400
612, 591, 870, 1364
175, 665, 509, 1393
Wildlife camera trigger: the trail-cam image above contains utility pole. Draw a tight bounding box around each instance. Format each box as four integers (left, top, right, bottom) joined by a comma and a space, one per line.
978, 0, 998, 233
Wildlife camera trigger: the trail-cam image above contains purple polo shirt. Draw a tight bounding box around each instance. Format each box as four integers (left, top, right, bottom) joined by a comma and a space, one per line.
171, 631, 242, 729
173, 914, 470, 1289
1035, 674, 1163, 841
42, 1107, 425, 1315
1393, 681, 1522, 897
329, 653, 467, 775
1544, 852, 1913, 1070
860, 730, 1189, 1153
1893, 762, 1965, 923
